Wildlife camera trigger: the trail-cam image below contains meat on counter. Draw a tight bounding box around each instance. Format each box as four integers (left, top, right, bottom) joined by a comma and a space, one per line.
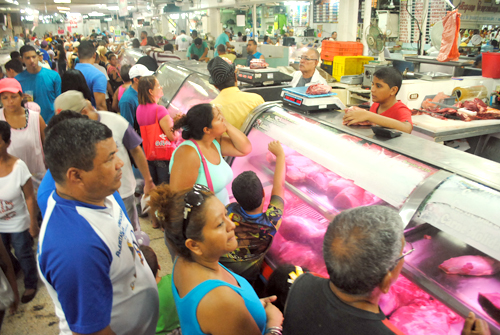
305, 83, 332, 95
478, 292, 500, 322
439, 255, 500, 276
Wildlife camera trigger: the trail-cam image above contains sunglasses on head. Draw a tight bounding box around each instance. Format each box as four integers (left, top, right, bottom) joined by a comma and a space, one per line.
182, 184, 211, 240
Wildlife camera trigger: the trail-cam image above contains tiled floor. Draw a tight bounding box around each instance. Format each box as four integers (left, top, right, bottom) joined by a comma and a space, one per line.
2, 216, 171, 335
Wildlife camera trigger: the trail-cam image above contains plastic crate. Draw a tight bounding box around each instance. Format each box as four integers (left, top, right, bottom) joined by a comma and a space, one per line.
332, 56, 374, 81
321, 63, 333, 75
321, 41, 364, 61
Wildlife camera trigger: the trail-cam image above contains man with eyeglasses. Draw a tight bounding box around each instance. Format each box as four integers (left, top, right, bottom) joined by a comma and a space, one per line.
290, 48, 328, 87
282, 206, 490, 335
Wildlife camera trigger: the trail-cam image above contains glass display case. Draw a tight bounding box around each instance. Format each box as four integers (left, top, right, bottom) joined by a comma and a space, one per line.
155, 61, 219, 118
228, 102, 500, 335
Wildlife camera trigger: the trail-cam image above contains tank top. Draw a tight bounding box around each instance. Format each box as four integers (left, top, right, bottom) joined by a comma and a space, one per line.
118, 85, 128, 101
172, 259, 267, 335
169, 139, 233, 205
0, 108, 46, 187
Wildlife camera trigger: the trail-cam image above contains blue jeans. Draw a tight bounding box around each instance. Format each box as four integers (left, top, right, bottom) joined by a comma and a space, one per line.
148, 160, 170, 185
1, 230, 38, 290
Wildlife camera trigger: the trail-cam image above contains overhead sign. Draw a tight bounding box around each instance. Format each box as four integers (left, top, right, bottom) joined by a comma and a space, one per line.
119, 0, 128, 17
457, 0, 500, 23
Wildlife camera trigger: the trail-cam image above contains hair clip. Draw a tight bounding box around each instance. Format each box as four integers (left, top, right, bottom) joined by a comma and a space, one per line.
287, 266, 304, 284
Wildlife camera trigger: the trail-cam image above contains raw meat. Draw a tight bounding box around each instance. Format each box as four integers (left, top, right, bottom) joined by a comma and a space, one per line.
286, 166, 306, 183
478, 292, 500, 322
363, 191, 381, 206
249, 58, 269, 69
474, 98, 488, 108
390, 298, 461, 335
323, 171, 341, 182
439, 255, 500, 276
299, 164, 322, 176
306, 83, 331, 95
286, 155, 312, 168
437, 10, 461, 62
327, 178, 355, 197
279, 216, 322, 242
306, 172, 330, 192
380, 276, 431, 316
332, 186, 365, 209
463, 100, 479, 112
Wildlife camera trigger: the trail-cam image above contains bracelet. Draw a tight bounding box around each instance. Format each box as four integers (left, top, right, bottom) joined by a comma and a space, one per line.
265, 326, 283, 335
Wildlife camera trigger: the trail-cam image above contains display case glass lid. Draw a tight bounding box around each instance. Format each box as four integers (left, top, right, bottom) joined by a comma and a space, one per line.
252, 106, 437, 209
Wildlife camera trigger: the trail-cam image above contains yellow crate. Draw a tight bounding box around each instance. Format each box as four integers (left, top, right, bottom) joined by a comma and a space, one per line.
332, 56, 374, 81
323, 60, 333, 66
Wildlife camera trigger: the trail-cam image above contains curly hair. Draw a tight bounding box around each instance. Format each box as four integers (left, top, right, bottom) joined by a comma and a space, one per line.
172, 103, 213, 141
148, 184, 214, 261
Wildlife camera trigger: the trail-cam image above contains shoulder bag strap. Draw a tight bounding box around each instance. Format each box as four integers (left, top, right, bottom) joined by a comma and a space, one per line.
190, 140, 214, 192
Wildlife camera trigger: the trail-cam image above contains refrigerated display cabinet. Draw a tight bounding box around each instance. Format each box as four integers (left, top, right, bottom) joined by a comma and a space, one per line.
227, 102, 500, 335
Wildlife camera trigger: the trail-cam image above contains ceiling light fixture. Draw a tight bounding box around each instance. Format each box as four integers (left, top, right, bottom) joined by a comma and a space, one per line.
89, 11, 105, 16
104, 17, 112, 21
54, 0, 71, 3
57, 6, 70, 10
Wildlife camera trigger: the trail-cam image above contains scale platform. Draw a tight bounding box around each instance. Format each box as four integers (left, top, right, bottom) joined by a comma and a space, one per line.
281, 86, 346, 112
237, 67, 293, 86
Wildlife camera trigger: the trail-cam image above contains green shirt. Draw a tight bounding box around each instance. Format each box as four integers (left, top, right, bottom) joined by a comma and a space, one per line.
187, 41, 208, 59
156, 275, 180, 334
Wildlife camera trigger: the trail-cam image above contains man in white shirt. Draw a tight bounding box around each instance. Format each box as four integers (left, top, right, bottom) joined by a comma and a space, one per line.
290, 48, 328, 87
175, 30, 192, 51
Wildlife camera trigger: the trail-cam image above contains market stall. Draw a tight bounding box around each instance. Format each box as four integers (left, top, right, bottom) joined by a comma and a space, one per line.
227, 102, 500, 335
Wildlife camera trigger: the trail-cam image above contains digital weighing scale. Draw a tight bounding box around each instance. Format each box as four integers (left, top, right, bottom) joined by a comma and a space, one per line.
237, 67, 293, 86
281, 86, 346, 112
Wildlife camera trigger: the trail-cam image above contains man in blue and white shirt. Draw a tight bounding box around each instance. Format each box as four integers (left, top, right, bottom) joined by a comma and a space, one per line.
37, 118, 159, 335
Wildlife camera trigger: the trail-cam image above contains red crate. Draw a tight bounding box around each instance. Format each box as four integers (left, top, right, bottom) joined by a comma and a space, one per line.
321, 41, 364, 61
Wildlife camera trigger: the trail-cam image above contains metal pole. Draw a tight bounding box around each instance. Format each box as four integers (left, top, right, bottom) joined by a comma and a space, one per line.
253, 4, 257, 37
420, 0, 430, 55
362, 0, 372, 55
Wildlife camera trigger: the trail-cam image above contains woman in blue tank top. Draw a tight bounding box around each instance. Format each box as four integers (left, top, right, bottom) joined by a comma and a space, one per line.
149, 184, 283, 335
169, 103, 252, 205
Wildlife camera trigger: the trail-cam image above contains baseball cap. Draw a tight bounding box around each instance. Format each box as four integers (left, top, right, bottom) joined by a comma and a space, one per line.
207, 56, 236, 86
129, 64, 154, 79
54, 91, 88, 114
0, 78, 23, 94
224, 28, 231, 33
73, 41, 80, 48
41, 40, 48, 47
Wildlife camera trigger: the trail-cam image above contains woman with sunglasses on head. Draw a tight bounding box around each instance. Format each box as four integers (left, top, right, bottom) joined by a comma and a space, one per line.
170, 103, 252, 205
149, 184, 283, 335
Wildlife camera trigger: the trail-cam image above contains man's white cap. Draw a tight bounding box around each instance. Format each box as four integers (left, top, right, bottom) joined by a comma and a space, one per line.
129, 64, 154, 79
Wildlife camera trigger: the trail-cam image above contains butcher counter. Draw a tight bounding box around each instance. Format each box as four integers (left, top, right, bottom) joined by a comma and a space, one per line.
225, 102, 500, 335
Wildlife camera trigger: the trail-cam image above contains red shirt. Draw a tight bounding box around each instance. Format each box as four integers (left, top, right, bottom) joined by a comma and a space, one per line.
370, 101, 413, 125
140, 38, 147, 46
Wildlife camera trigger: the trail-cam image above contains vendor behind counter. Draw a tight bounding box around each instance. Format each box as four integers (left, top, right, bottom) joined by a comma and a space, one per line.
208, 57, 265, 130
291, 48, 327, 87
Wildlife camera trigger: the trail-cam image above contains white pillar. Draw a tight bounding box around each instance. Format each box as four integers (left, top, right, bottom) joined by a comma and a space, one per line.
207, 8, 221, 38
338, 0, 359, 42
253, 4, 257, 37
362, 0, 372, 55
420, 0, 429, 55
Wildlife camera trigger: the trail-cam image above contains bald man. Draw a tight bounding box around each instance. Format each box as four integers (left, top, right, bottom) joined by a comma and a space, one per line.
290, 48, 328, 87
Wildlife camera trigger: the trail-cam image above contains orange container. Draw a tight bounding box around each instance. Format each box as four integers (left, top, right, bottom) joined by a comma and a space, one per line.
482, 52, 500, 79
321, 41, 364, 61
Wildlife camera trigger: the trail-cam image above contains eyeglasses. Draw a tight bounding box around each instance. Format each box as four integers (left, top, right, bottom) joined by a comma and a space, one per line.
299, 56, 318, 61
182, 184, 211, 240
394, 240, 415, 264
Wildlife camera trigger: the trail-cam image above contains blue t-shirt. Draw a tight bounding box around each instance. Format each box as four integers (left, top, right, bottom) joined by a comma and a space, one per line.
38, 190, 159, 334
187, 41, 208, 59
214, 33, 230, 57
40, 49, 52, 67
172, 260, 266, 335
246, 52, 263, 67
37, 169, 128, 219
75, 63, 107, 108
119, 86, 139, 131
16, 68, 61, 122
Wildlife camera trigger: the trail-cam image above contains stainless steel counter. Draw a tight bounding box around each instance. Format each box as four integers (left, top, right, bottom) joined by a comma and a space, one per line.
413, 122, 500, 142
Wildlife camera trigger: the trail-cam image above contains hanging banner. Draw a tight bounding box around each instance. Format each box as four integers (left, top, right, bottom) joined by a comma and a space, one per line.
119, 0, 128, 17
33, 10, 39, 27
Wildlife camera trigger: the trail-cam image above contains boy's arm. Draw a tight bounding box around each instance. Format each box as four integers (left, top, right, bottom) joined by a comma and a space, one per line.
343, 109, 413, 133
269, 141, 286, 199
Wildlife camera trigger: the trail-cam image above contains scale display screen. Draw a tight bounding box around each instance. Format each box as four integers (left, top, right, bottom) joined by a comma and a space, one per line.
283, 94, 303, 106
